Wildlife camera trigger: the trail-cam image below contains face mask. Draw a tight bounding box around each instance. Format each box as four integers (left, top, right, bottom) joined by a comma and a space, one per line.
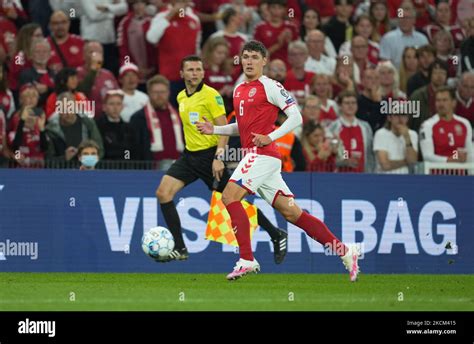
81, 155, 98, 168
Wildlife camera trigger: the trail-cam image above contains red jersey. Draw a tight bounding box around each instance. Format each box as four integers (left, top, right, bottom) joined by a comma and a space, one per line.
210, 31, 247, 60
7, 51, 31, 90
7, 114, 45, 163
47, 34, 85, 71
283, 70, 315, 104
0, 89, 14, 118
204, 68, 233, 93
233, 76, 297, 160
253, 20, 299, 67
0, 16, 16, 54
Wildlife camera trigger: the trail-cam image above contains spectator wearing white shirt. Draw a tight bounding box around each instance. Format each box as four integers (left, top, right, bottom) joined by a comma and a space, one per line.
79, 0, 128, 75
118, 63, 149, 123
304, 30, 336, 76
373, 114, 418, 174
379, 1, 428, 68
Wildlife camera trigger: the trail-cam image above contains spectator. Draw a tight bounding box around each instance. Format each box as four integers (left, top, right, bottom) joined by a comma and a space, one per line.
78, 0, 128, 75
301, 95, 322, 125
300, 8, 337, 57
77, 41, 119, 118
118, 63, 149, 123
407, 44, 436, 97
312, 74, 339, 127
412, 0, 436, 31
424, 1, 465, 50
266, 59, 287, 84
77, 139, 100, 170
322, 0, 354, 53
215, 0, 261, 38
0, 108, 10, 162
96, 90, 136, 161
7, 105, 48, 167
0, 9, 17, 62
305, 0, 336, 25
373, 114, 418, 174
117, 0, 155, 83
377, 60, 406, 100
301, 121, 338, 172
48, 0, 83, 35
274, 111, 306, 172
460, 17, 474, 72
432, 30, 458, 80
369, 0, 391, 43
146, 0, 201, 108
409, 59, 449, 132
399, 46, 418, 95
45, 67, 89, 120
129, 75, 184, 169
202, 36, 234, 110
339, 15, 380, 66
331, 56, 356, 98
304, 30, 336, 76
7, 23, 44, 93
420, 86, 473, 163
455, 71, 474, 127
350, 35, 376, 84
47, 10, 85, 73
379, 1, 429, 68
357, 67, 384, 133
328, 90, 374, 173
0, 63, 15, 119
284, 41, 315, 106
19, 39, 55, 107
0, 0, 28, 28
253, 0, 298, 67
45, 91, 104, 161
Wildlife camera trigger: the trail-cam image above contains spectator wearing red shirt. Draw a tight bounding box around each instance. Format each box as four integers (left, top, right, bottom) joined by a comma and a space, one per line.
328, 90, 374, 173
413, 0, 436, 30
77, 41, 119, 118
350, 36, 376, 85
7, 23, 43, 92
301, 121, 337, 172
455, 71, 474, 127
432, 30, 458, 79
284, 41, 315, 106
420, 86, 473, 163
19, 39, 55, 107
424, 1, 465, 50
117, 0, 155, 83
202, 36, 234, 111
369, 0, 391, 43
312, 73, 340, 127
253, 0, 299, 67
0, 63, 15, 119
47, 11, 85, 74
0, 14, 17, 61
146, 0, 201, 107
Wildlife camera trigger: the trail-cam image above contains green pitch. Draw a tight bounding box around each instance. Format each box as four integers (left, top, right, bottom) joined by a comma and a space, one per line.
0, 273, 472, 311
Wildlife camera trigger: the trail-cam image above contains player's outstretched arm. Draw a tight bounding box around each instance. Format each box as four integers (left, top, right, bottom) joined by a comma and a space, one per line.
196, 116, 239, 136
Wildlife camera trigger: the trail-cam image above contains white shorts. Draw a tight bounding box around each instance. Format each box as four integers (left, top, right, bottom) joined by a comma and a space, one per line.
229, 153, 294, 206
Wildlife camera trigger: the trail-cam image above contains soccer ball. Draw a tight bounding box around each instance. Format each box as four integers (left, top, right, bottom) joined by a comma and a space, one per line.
142, 226, 175, 259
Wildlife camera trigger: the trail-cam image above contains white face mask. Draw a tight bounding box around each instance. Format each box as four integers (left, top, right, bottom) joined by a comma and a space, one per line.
146, 4, 157, 16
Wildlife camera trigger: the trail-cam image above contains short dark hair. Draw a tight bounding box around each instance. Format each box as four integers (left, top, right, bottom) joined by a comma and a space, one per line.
180, 55, 203, 70
337, 90, 358, 104
335, 0, 354, 6
428, 59, 449, 81
435, 86, 455, 100
77, 139, 100, 157
222, 7, 237, 26
241, 40, 268, 58
266, 0, 287, 6
416, 44, 436, 58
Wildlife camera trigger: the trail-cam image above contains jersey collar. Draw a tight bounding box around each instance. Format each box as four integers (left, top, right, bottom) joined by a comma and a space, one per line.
186, 81, 204, 97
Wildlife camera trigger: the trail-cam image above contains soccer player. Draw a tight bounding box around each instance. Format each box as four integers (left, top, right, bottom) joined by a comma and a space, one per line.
197, 41, 361, 281
156, 55, 288, 263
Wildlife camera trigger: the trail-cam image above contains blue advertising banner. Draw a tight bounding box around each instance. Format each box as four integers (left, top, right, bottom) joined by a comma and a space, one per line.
0, 169, 472, 274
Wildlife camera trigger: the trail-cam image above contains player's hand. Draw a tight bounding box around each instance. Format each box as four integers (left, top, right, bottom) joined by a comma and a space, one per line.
196, 116, 214, 135
212, 159, 225, 182
251, 132, 272, 147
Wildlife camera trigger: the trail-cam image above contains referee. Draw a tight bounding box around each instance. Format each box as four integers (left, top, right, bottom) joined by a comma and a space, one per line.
156, 55, 287, 263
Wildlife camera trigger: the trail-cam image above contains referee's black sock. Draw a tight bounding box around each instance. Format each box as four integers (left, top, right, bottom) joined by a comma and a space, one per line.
257, 208, 282, 241
160, 201, 186, 250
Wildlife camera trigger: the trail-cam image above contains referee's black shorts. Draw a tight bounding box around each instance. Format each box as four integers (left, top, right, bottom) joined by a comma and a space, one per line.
165, 147, 231, 193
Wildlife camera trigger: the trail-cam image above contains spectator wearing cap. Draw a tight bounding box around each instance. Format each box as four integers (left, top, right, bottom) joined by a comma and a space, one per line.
45, 91, 104, 161
407, 45, 436, 97
96, 90, 136, 161
45, 67, 90, 120
379, 1, 429, 69
373, 113, 418, 174
47, 10, 85, 73
119, 63, 149, 123
78, 0, 128, 75
19, 39, 55, 107
146, 0, 201, 108
284, 41, 315, 106
117, 0, 155, 82
409, 59, 449, 132
77, 41, 119, 118
304, 30, 336, 76
77, 139, 100, 170
130, 75, 184, 169
322, 0, 354, 53
455, 71, 474, 127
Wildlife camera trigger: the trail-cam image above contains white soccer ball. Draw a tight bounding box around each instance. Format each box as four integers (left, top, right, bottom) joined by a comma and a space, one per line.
142, 226, 175, 259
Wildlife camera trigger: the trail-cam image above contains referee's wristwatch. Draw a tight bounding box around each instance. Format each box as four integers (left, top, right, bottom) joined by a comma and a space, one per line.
214, 154, 224, 161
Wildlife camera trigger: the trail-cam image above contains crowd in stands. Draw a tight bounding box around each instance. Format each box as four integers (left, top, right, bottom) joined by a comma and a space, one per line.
0, 0, 473, 173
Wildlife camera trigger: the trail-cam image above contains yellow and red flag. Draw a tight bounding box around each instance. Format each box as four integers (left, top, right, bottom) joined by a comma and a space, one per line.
205, 191, 258, 247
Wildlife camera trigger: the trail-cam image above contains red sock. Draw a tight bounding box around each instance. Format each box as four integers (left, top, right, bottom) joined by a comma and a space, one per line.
226, 201, 254, 261
295, 211, 348, 257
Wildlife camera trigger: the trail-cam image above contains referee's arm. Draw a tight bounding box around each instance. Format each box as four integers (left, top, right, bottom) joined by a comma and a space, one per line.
213, 114, 229, 181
